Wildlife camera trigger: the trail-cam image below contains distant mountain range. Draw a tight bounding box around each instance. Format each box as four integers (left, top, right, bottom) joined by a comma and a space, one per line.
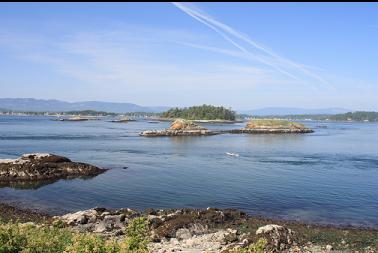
0, 98, 170, 113
0, 98, 352, 116
239, 107, 350, 116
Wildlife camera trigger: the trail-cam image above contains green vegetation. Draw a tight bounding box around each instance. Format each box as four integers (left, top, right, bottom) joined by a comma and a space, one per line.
121, 112, 158, 118
0, 217, 150, 253
252, 114, 329, 120
0, 109, 161, 118
230, 238, 267, 253
246, 119, 305, 128
329, 111, 378, 121
62, 110, 118, 116
122, 217, 149, 253
0, 109, 118, 117
161, 104, 236, 121
64, 234, 120, 253
0, 222, 73, 253
253, 111, 378, 122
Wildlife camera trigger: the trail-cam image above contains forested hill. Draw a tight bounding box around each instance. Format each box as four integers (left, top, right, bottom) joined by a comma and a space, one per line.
329, 111, 378, 121
258, 111, 378, 122
161, 105, 236, 120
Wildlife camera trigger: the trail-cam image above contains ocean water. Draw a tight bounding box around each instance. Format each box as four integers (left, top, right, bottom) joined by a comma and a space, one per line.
0, 116, 377, 227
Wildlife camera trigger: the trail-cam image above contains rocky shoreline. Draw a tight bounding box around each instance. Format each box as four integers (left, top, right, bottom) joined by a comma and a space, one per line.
0, 153, 106, 182
1, 203, 376, 253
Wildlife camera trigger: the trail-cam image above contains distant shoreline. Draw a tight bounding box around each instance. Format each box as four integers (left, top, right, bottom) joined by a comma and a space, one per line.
2, 113, 378, 123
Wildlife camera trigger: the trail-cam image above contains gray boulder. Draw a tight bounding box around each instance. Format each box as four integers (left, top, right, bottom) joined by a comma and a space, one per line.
256, 224, 296, 251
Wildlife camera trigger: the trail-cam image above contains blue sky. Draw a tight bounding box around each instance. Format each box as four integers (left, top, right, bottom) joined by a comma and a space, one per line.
0, 2, 377, 110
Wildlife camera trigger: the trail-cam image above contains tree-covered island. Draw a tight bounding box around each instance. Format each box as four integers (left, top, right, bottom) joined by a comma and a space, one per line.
161, 104, 237, 121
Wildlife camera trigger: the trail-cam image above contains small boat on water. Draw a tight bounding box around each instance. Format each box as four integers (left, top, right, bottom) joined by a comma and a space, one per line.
226, 152, 239, 157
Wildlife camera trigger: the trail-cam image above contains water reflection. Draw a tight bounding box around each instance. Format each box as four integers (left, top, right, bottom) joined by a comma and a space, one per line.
0, 175, 103, 190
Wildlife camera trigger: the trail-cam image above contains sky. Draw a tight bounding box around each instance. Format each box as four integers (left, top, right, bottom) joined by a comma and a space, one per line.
0, 2, 377, 110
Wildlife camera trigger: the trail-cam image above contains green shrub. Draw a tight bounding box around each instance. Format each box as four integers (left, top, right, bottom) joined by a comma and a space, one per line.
63, 233, 107, 253
104, 239, 121, 253
52, 219, 65, 229
21, 224, 73, 253
0, 218, 151, 253
0, 222, 74, 253
231, 238, 267, 253
162, 105, 236, 121
246, 119, 304, 128
121, 217, 149, 253
0, 222, 27, 253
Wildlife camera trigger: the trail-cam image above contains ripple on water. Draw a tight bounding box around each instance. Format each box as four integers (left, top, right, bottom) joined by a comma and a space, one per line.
0, 117, 378, 227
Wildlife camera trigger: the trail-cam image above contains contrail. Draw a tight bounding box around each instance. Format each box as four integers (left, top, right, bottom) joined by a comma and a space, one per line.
172, 2, 327, 84
172, 2, 299, 80
177, 41, 301, 81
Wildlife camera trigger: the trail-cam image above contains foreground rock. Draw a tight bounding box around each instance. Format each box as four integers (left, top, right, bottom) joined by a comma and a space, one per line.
140, 119, 220, 137
57, 207, 139, 236
0, 153, 106, 181
229, 119, 313, 134
256, 224, 296, 251
149, 228, 245, 253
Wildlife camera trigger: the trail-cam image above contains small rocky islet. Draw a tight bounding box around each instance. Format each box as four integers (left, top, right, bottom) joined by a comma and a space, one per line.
110, 117, 137, 123
0, 153, 106, 182
140, 119, 313, 137
140, 119, 219, 137
55, 116, 99, 121
230, 119, 314, 134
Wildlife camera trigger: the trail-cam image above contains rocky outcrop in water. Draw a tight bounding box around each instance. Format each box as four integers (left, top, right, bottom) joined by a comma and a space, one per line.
0, 153, 106, 181
229, 119, 314, 134
110, 117, 136, 123
140, 119, 220, 137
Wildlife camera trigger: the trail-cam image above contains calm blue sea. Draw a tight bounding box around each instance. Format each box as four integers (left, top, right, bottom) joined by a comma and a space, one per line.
0, 116, 377, 227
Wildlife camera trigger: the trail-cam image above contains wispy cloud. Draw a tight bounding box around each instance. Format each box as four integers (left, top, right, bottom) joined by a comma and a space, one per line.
0, 16, 332, 106
172, 2, 327, 85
